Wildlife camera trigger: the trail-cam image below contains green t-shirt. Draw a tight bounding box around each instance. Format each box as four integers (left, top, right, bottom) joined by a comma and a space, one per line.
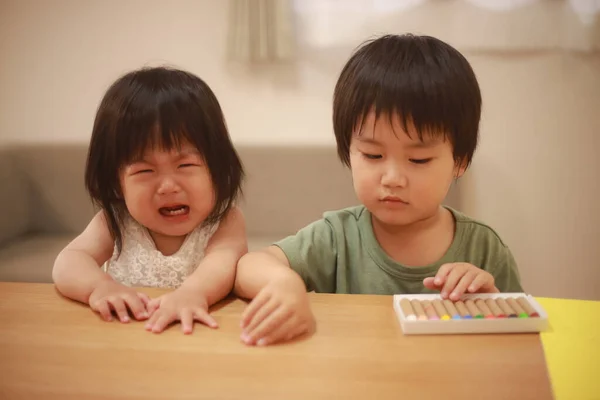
274, 206, 523, 295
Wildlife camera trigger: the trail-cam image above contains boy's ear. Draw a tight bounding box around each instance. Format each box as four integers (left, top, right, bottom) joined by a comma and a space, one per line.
454, 159, 468, 179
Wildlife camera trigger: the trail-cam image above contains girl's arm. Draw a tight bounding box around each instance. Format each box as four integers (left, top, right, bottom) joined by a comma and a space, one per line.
52, 211, 116, 303
53, 211, 150, 322
144, 206, 247, 333
179, 205, 248, 305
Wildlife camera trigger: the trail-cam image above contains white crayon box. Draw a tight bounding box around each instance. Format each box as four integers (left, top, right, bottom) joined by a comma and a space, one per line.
393, 293, 549, 335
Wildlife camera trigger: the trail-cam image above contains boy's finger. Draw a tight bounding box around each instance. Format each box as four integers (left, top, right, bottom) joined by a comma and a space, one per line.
422, 277, 437, 290
468, 272, 493, 293
441, 268, 465, 299
194, 309, 218, 329
92, 300, 112, 321
257, 316, 298, 346
241, 291, 270, 328
434, 264, 454, 286
242, 296, 277, 332
285, 322, 308, 342
247, 306, 293, 344
244, 299, 280, 335
180, 309, 194, 334
449, 270, 477, 300
108, 298, 130, 323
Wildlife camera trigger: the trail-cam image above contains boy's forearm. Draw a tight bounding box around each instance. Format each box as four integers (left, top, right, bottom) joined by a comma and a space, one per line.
52, 249, 114, 304
234, 250, 299, 300
180, 251, 238, 306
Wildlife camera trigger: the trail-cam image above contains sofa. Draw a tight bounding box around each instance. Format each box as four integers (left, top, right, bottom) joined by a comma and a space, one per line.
0, 142, 461, 283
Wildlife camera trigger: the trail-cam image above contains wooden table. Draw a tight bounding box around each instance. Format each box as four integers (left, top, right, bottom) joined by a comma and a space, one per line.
0, 283, 553, 400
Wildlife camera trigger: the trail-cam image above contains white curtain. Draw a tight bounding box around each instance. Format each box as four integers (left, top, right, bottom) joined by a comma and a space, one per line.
293, 0, 600, 53
227, 0, 296, 62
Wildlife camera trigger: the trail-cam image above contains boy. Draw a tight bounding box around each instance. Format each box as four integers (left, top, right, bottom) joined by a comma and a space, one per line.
234, 34, 523, 346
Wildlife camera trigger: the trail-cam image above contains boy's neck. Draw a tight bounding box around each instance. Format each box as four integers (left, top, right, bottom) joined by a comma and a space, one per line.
148, 231, 188, 256
371, 206, 456, 267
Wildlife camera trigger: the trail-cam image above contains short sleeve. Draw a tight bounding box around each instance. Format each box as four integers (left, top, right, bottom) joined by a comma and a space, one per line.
274, 218, 337, 292
490, 245, 524, 293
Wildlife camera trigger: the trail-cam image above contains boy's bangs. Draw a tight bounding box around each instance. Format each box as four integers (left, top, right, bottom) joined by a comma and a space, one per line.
350, 69, 454, 144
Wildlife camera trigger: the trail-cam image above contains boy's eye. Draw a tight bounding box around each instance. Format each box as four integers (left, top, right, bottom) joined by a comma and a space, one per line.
178, 163, 196, 168
135, 169, 153, 174
409, 158, 432, 164
363, 153, 382, 160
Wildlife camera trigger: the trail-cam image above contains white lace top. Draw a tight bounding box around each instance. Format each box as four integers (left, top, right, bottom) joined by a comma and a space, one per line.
103, 215, 218, 288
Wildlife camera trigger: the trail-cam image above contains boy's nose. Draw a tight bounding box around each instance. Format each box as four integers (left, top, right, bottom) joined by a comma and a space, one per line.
381, 164, 408, 188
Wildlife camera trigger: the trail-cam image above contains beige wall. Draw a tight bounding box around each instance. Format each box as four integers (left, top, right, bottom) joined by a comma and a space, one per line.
1, 0, 599, 299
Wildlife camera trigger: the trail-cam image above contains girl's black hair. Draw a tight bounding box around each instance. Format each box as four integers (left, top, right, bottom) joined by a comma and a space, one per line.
85, 66, 244, 252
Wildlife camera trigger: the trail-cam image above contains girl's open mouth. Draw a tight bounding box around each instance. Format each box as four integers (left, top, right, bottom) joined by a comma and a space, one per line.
159, 205, 189, 216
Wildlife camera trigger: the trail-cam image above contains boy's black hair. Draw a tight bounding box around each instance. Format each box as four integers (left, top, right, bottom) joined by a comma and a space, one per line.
333, 34, 482, 167
85, 66, 244, 253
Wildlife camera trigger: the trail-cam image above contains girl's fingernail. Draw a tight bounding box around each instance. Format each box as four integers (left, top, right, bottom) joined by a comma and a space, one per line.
441, 291, 447, 298
257, 338, 267, 346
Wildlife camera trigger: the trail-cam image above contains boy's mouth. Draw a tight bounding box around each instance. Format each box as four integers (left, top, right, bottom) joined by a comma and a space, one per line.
159, 205, 190, 216
381, 196, 408, 204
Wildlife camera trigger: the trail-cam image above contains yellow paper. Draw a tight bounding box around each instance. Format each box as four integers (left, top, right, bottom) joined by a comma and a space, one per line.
537, 297, 600, 400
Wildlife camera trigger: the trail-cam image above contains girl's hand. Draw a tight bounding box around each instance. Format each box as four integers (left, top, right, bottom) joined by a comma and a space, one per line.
88, 280, 150, 322
240, 272, 315, 346
423, 262, 499, 301
144, 287, 218, 334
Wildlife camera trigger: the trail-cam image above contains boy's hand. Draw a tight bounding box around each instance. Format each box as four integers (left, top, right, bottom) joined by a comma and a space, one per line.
88, 280, 151, 322
240, 272, 315, 346
144, 287, 218, 334
423, 262, 498, 301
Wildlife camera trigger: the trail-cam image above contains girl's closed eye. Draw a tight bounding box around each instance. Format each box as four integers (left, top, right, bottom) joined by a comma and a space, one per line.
130, 168, 153, 175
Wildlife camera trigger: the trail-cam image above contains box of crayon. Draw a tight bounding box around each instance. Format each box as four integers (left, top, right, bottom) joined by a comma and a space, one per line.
393, 293, 549, 335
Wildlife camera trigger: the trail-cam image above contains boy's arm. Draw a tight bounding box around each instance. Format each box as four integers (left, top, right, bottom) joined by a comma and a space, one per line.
233, 245, 295, 300
233, 218, 338, 346
52, 211, 116, 304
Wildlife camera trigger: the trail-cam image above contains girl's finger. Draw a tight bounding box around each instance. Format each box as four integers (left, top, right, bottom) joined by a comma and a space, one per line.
91, 299, 112, 322
108, 297, 130, 323
193, 308, 218, 329
180, 309, 195, 334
